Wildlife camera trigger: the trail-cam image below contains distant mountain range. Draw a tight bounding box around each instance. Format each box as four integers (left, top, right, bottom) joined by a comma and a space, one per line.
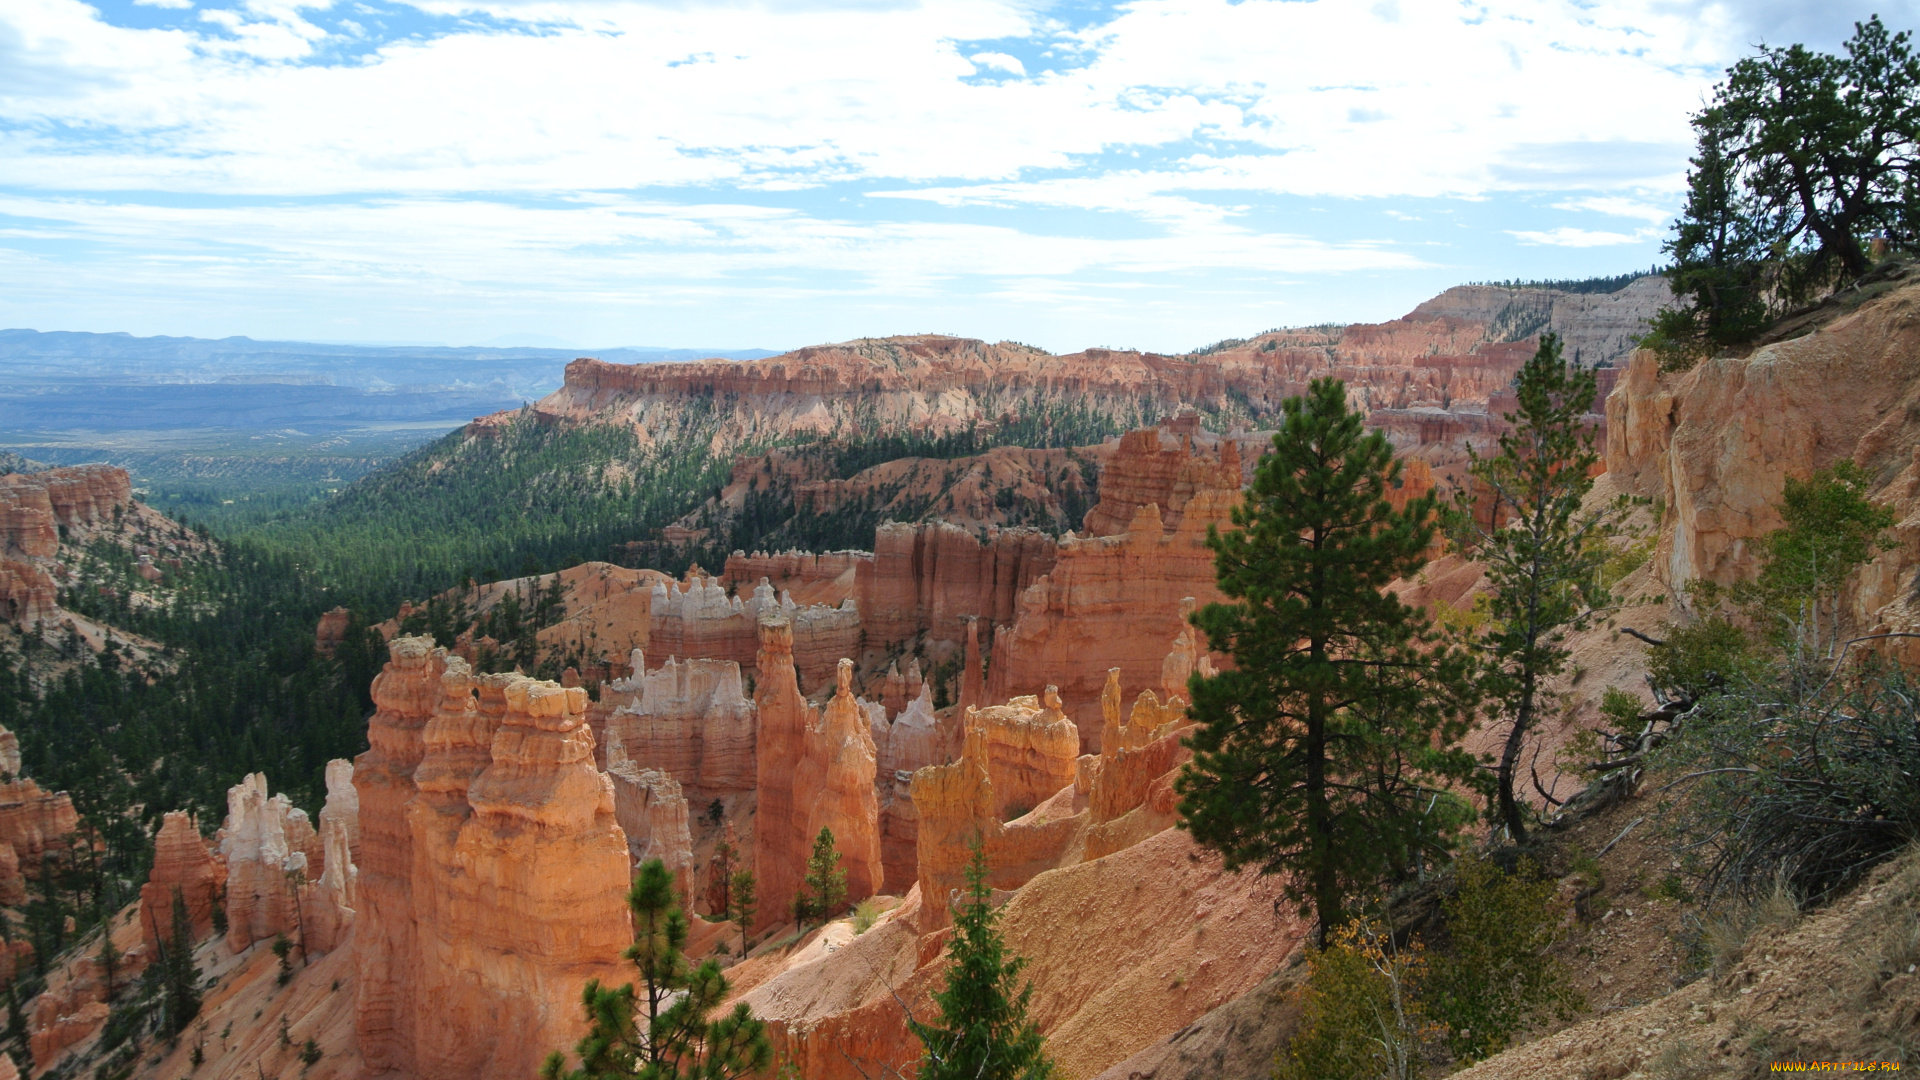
0, 329, 780, 432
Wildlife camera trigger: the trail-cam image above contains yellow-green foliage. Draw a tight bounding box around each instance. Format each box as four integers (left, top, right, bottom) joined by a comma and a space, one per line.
1274, 921, 1431, 1080
1423, 855, 1582, 1063
1599, 535, 1656, 590
1429, 593, 1493, 636
853, 898, 880, 935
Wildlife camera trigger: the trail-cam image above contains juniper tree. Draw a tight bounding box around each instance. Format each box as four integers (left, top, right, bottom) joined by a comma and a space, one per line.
1451, 334, 1618, 840
907, 843, 1054, 1080
542, 859, 771, 1080
1177, 377, 1479, 936
1652, 16, 1920, 362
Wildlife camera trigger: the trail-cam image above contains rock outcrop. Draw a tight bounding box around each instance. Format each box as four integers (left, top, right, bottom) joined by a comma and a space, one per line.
753, 627, 883, 927
0, 727, 78, 904
318, 758, 360, 868
600, 651, 757, 809
872, 686, 941, 891
650, 574, 860, 693
315, 607, 352, 656
962, 689, 1080, 821
747, 828, 1307, 1080
0, 465, 138, 627
856, 522, 1059, 652
799, 660, 884, 904
138, 811, 220, 954
357, 637, 634, 1080
607, 763, 697, 903
219, 773, 315, 952
990, 498, 1233, 748
1603, 279, 1920, 657
752, 617, 816, 931
353, 636, 442, 1072
1080, 415, 1248, 538
422, 676, 632, 1080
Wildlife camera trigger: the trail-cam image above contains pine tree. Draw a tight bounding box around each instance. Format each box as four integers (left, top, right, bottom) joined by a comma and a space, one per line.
800, 827, 846, 930
161, 887, 202, 1036
96, 917, 120, 1003
542, 859, 771, 1080
728, 870, 757, 958
908, 842, 1054, 1080
1177, 377, 1480, 936
1451, 335, 1616, 840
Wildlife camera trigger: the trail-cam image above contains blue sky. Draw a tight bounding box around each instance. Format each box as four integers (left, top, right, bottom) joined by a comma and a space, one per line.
0, 0, 1905, 353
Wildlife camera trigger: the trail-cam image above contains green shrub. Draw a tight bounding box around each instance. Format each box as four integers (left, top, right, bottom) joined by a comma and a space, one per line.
1275, 920, 1429, 1080
1423, 855, 1581, 1063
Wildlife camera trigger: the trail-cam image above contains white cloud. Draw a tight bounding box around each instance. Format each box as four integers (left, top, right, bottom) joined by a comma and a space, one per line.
1553, 195, 1675, 224
1, 0, 1859, 341
0, 0, 1732, 198
132, 0, 195, 8
1508, 226, 1659, 247
968, 50, 1024, 75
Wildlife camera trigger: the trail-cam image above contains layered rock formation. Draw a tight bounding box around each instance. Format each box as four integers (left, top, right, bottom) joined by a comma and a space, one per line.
907, 730, 1084, 934
962, 689, 1080, 821
1080, 415, 1249, 538
318, 758, 360, 868
425, 677, 631, 1080
872, 685, 941, 891
315, 606, 352, 656
1603, 278, 1920, 654
745, 828, 1305, 1080
802, 660, 884, 903
359, 637, 634, 1080
526, 277, 1658, 454
650, 574, 859, 693
752, 617, 816, 931
856, 522, 1059, 651
606, 763, 696, 902
353, 636, 441, 1072
990, 499, 1232, 747
599, 651, 757, 808
138, 811, 220, 954
0, 727, 78, 904
220, 773, 318, 952
753, 627, 883, 927
0, 465, 136, 626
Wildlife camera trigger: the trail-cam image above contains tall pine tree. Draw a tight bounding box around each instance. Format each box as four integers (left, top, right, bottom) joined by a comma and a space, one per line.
1452, 334, 1616, 841
908, 842, 1054, 1080
1177, 377, 1480, 935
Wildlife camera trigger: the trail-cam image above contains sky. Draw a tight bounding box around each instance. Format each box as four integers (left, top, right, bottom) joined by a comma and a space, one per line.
0, 0, 1906, 354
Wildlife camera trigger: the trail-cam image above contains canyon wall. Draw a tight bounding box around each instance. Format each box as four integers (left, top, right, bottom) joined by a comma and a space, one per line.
857, 521, 1058, 652
1604, 277, 1920, 655
989, 499, 1230, 748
